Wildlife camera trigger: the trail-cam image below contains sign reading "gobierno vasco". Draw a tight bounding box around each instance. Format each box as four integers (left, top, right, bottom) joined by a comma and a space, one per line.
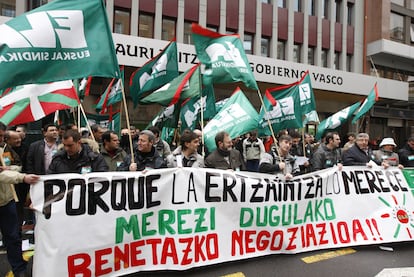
31, 167, 414, 277
112, 33, 408, 101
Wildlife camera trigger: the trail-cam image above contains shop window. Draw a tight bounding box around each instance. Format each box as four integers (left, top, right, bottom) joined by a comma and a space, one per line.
114, 9, 130, 35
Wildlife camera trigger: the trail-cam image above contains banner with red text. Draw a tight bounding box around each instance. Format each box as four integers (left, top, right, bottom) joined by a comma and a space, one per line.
30, 167, 414, 277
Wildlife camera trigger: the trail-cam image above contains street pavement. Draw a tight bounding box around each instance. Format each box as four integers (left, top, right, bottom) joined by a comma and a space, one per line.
2, 234, 414, 277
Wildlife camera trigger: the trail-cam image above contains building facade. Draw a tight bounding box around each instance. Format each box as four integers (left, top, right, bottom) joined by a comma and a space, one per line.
0, 0, 412, 145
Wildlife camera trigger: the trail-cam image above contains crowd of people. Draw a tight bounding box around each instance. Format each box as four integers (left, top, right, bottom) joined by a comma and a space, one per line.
0, 121, 414, 276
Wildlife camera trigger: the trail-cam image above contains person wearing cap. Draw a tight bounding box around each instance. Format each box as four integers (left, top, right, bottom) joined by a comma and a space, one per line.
374, 138, 403, 169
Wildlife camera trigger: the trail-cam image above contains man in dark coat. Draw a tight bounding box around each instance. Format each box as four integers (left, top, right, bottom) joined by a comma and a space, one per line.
398, 136, 414, 167
342, 133, 376, 166
204, 131, 245, 171
47, 129, 108, 174
118, 130, 166, 171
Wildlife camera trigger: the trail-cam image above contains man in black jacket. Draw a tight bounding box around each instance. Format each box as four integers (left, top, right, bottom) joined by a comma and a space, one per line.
398, 136, 414, 167
118, 130, 166, 171
47, 129, 108, 174
342, 133, 376, 166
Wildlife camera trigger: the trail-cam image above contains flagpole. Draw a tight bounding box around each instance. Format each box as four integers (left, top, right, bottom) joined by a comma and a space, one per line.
120, 80, 135, 163
78, 103, 96, 141
198, 72, 205, 158
256, 89, 281, 158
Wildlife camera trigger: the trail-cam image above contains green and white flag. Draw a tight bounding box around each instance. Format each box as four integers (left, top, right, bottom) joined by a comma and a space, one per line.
140, 64, 201, 106
203, 87, 259, 151
81, 112, 121, 135
96, 67, 124, 114
258, 72, 317, 136
146, 103, 181, 129
129, 40, 179, 107
180, 84, 216, 131
352, 83, 379, 124
0, 0, 120, 91
315, 102, 361, 140
192, 23, 258, 90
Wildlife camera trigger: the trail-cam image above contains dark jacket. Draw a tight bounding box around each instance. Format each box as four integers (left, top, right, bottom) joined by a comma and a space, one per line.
259, 150, 300, 175
26, 140, 48, 174
118, 147, 166, 171
342, 144, 376, 166
311, 144, 342, 170
47, 144, 108, 174
398, 144, 414, 167
204, 148, 245, 171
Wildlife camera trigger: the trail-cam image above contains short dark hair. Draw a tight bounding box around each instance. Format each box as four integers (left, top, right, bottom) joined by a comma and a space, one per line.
215, 131, 229, 147
63, 129, 81, 142
148, 126, 160, 136
0, 121, 7, 131
42, 123, 57, 132
102, 130, 116, 144
180, 129, 198, 150
325, 132, 338, 144
278, 134, 292, 144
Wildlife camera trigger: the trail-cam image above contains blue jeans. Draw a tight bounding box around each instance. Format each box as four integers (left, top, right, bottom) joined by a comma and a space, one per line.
0, 200, 27, 275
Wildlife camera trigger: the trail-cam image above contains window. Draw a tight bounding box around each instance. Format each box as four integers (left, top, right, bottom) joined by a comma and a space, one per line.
1, 4, 14, 17
322, 0, 329, 19
27, 0, 47, 10
261, 37, 270, 57
390, 12, 404, 41
139, 14, 154, 38
334, 52, 340, 69
114, 9, 130, 35
293, 44, 301, 62
347, 2, 354, 25
278, 0, 286, 8
321, 49, 328, 67
277, 40, 286, 59
162, 18, 176, 41
184, 21, 193, 44
346, 54, 352, 72
391, 0, 405, 6
244, 33, 253, 54
308, 47, 315, 65
308, 0, 315, 16
294, 0, 302, 12
411, 23, 414, 43
335, 0, 341, 23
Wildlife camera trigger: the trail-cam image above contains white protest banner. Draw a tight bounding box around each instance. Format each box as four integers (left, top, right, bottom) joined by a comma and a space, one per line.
30, 167, 414, 276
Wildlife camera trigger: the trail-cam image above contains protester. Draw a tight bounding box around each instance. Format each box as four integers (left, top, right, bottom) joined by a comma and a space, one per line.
205, 131, 245, 171
242, 130, 265, 172
374, 137, 403, 169
148, 126, 171, 160
26, 123, 59, 175
100, 130, 128, 171
167, 129, 204, 168
342, 132, 356, 152
398, 136, 414, 167
118, 130, 166, 171
311, 132, 342, 171
289, 130, 312, 174
0, 169, 39, 277
47, 129, 108, 174
259, 134, 300, 180
342, 133, 376, 166
90, 124, 105, 144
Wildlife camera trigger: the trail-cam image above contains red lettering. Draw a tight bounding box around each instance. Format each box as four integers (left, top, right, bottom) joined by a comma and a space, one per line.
244, 230, 256, 253
305, 224, 317, 247
337, 221, 351, 243
270, 230, 283, 250
205, 234, 219, 259
257, 231, 271, 251
146, 239, 161, 265
316, 223, 329, 245
114, 244, 129, 271
352, 219, 368, 241
130, 240, 146, 267
286, 227, 298, 250
194, 235, 206, 262
95, 248, 112, 276
67, 253, 92, 277
178, 237, 193, 265
161, 238, 178, 264
231, 230, 244, 255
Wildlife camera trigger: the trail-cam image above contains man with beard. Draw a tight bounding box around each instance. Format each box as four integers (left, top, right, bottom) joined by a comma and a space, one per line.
311, 132, 342, 171
205, 131, 245, 171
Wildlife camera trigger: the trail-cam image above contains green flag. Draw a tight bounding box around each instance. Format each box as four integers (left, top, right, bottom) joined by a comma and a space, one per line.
0, 0, 120, 91
81, 112, 120, 135
203, 87, 259, 151
352, 83, 379, 124
129, 40, 179, 107
192, 23, 258, 90
140, 64, 201, 106
180, 84, 216, 131
258, 72, 317, 136
146, 103, 181, 129
96, 67, 124, 114
315, 102, 361, 140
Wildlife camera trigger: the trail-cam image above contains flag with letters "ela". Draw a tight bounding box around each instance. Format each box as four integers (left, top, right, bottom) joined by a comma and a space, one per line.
0, 0, 120, 91
192, 23, 258, 90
